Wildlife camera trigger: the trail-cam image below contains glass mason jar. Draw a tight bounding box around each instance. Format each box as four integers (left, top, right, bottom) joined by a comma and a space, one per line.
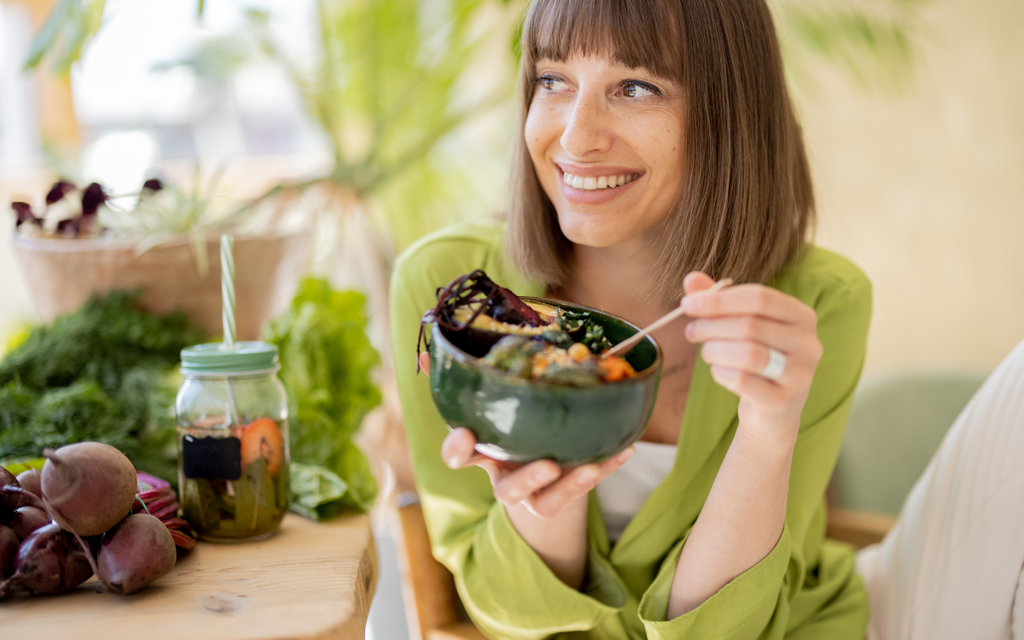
176, 342, 290, 542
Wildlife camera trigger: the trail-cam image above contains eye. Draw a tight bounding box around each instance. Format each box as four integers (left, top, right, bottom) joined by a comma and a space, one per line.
535, 75, 568, 92
620, 81, 660, 99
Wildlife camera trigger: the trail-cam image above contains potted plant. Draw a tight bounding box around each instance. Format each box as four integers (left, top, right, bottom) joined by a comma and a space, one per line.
10, 175, 311, 340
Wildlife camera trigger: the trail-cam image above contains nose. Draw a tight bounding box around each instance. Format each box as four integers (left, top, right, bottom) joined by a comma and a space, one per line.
560, 90, 613, 158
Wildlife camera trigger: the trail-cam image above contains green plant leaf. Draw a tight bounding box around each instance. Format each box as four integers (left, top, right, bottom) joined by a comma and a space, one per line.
778, 1, 922, 94
182, 478, 219, 531
24, 0, 107, 75
23, 0, 75, 70
263, 279, 380, 514
235, 457, 276, 534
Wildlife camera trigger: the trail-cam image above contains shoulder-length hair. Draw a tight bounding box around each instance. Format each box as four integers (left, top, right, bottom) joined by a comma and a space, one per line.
506, 0, 815, 303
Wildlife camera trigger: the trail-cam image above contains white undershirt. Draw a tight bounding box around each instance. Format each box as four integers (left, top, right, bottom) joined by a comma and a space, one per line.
595, 440, 678, 542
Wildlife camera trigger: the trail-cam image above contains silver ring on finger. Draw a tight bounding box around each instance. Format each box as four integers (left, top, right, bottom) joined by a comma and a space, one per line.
760, 348, 786, 381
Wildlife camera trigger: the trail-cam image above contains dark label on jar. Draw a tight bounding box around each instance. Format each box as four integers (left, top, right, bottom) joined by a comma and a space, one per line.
182, 435, 242, 480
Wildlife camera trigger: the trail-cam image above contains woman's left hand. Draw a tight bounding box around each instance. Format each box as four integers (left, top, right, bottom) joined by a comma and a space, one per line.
680, 271, 823, 447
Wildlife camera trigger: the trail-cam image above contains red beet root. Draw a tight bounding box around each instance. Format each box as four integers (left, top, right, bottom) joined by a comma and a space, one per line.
0, 525, 17, 579
0, 523, 93, 599
0, 485, 46, 514
0, 467, 17, 488
42, 443, 137, 537
7, 507, 51, 540
16, 470, 42, 497
98, 514, 176, 594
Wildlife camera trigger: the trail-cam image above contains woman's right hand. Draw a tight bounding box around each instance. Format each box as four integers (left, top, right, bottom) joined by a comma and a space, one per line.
419, 351, 635, 519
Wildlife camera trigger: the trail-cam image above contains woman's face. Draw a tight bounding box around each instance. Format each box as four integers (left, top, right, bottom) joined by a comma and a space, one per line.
525, 55, 686, 250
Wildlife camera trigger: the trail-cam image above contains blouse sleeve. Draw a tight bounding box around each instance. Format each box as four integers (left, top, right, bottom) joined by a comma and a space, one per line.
390, 236, 629, 640
636, 273, 873, 639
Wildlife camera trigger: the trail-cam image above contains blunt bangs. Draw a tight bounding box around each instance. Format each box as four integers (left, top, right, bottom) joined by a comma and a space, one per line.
523, 0, 684, 84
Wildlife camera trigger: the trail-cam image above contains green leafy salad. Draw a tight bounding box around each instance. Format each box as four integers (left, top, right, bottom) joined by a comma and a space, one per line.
264, 278, 382, 519
0, 291, 202, 482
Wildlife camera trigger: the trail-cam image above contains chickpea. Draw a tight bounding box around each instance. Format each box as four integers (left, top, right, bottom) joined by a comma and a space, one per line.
568, 342, 591, 363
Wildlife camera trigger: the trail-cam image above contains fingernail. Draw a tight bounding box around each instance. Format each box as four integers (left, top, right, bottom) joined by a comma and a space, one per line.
576, 466, 598, 485
682, 295, 700, 313
684, 322, 696, 339
617, 447, 635, 463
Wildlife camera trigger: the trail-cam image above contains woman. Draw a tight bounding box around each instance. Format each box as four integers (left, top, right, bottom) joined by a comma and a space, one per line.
391, 1, 1024, 638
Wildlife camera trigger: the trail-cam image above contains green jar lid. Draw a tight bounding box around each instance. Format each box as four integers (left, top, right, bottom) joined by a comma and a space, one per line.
180, 341, 279, 375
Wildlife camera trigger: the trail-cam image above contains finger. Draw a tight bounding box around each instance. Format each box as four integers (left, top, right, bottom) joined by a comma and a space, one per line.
441, 427, 482, 469
523, 447, 635, 518
683, 271, 716, 296
492, 460, 562, 506
685, 315, 802, 352
701, 340, 788, 379
709, 364, 784, 402
418, 352, 431, 376
682, 284, 814, 325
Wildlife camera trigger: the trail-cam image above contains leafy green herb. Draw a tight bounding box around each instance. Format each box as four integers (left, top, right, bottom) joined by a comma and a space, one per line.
235, 457, 276, 534
540, 330, 573, 350
264, 278, 381, 516
0, 290, 203, 483
556, 309, 613, 353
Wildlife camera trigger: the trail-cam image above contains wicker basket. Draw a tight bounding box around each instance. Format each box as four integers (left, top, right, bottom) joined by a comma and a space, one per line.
10, 232, 312, 340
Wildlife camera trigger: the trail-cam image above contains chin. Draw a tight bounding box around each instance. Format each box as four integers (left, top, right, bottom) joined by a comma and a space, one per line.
556, 210, 643, 249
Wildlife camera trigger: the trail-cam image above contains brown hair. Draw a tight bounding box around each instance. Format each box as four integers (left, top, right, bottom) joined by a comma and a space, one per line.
506, 0, 815, 302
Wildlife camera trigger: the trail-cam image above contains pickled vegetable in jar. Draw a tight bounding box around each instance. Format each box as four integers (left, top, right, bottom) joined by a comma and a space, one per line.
176, 342, 289, 542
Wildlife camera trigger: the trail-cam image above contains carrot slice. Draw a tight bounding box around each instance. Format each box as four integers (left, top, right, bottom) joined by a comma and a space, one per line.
240, 418, 284, 477
600, 356, 636, 382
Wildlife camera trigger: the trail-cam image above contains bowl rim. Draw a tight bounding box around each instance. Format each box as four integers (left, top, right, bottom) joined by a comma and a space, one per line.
429, 296, 663, 388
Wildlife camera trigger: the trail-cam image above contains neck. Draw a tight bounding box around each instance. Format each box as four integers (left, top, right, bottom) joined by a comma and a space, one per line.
555, 233, 673, 318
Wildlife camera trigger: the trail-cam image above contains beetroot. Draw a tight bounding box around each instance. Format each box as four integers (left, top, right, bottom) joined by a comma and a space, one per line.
16, 470, 42, 497
1, 485, 47, 514
97, 514, 176, 594
7, 507, 51, 540
0, 525, 17, 579
42, 443, 137, 537
0, 523, 93, 599
0, 467, 17, 488
133, 472, 196, 550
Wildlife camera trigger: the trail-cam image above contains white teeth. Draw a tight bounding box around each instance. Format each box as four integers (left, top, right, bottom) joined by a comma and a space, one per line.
563, 172, 640, 191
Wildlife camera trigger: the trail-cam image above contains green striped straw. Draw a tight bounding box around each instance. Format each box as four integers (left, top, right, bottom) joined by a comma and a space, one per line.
221, 234, 236, 348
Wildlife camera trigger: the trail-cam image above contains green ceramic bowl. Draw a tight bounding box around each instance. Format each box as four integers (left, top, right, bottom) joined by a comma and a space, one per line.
428, 298, 663, 465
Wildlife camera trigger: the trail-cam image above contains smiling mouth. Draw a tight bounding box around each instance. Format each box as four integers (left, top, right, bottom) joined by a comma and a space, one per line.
562, 171, 640, 191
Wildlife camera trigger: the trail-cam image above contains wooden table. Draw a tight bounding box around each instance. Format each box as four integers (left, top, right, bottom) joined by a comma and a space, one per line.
0, 513, 377, 640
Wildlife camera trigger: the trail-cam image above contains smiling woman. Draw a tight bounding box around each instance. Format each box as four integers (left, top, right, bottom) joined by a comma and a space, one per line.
395, 1, 859, 639
509, 0, 813, 303
391, 0, 868, 638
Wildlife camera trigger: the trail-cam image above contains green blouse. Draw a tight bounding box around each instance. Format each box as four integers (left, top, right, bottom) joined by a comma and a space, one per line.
390, 221, 872, 640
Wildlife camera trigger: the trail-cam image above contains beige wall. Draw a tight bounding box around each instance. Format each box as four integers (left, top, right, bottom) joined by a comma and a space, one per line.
792, 0, 1024, 378
3, 0, 1022, 377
